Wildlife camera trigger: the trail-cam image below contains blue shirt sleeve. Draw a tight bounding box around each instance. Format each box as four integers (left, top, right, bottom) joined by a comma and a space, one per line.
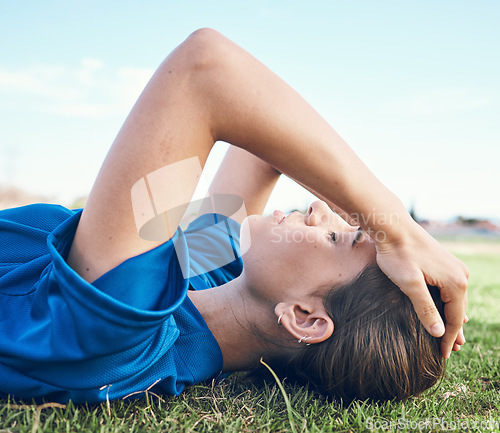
182, 213, 243, 290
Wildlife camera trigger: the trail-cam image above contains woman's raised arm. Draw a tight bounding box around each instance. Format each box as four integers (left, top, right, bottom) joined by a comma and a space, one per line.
68, 28, 467, 358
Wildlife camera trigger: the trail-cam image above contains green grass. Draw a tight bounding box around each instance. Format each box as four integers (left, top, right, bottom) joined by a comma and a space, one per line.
2, 246, 499, 432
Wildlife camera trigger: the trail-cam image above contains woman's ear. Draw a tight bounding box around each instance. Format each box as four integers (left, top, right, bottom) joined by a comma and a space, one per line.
275, 302, 334, 345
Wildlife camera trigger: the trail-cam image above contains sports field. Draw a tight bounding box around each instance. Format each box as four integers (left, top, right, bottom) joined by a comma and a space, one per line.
1, 241, 499, 432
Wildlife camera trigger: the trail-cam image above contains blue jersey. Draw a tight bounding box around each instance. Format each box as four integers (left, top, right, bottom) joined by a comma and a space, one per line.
0, 204, 242, 403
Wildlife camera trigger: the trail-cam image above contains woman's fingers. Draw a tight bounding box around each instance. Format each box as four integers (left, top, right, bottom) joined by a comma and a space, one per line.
404, 278, 467, 358
400, 274, 446, 337
455, 327, 466, 346
440, 292, 468, 358
436, 269, 468, 358
406, 283, 466, 358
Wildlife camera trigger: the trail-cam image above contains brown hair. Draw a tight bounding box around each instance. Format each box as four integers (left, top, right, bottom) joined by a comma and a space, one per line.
253, 265, 446, 401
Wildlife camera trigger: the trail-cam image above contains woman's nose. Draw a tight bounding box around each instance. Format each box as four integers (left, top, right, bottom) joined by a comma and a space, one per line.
305, 200, 326, 226
305, 200, 349, 229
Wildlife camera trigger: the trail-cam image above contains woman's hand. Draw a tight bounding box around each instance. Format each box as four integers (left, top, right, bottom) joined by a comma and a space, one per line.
374, 220, 469, 359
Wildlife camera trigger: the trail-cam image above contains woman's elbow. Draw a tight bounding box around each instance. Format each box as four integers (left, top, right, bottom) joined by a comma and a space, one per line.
168, 28, 232, 73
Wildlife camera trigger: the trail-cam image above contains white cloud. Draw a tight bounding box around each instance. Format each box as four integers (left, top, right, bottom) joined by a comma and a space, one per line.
0, 60, 154, 118
74, 57, 103, 86
81, 58, 103, 70
0, 65, 69, 98
39, 102, 117, 118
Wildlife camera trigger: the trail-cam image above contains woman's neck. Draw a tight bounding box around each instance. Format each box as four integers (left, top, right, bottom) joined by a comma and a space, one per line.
187, 275, 275, 372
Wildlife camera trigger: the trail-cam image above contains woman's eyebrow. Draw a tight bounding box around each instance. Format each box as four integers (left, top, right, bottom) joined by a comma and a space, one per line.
352, 227, 363, 247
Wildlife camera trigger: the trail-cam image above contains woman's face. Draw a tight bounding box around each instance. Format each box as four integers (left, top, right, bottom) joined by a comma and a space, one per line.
240, 200, 377, 301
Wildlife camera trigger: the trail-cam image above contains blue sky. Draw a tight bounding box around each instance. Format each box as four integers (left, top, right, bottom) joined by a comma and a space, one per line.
1, 0, 499, 220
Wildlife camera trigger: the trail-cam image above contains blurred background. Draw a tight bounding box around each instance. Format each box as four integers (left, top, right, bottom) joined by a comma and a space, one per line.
1, 0, 499, 239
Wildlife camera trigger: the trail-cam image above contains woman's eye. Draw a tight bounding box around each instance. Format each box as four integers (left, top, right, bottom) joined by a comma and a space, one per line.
327, 231, 336, 243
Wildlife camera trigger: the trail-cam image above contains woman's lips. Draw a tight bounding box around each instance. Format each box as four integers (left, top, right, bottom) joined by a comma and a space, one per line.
273, 209, 286, 224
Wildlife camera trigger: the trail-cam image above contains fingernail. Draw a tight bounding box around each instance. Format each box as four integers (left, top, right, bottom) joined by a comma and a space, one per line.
431, 322, 445, 336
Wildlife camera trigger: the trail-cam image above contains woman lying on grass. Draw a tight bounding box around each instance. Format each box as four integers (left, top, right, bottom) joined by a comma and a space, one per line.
0, 28, 468, 403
